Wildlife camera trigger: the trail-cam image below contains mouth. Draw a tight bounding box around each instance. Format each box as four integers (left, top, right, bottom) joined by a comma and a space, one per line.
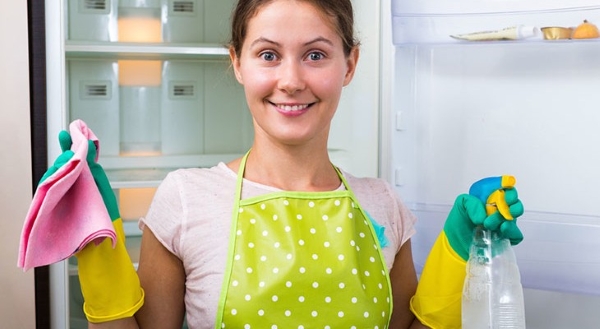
270, 102, 313, 113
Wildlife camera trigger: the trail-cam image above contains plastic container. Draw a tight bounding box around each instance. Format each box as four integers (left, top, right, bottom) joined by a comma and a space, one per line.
450, 25, 540, 42
462, 226, 526, 329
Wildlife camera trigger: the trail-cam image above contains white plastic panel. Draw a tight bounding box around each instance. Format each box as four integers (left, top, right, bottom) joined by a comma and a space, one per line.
68, 0, 235, 44
393, 43, 600, 216
201, 1, 236, 44
391, 0, 600, 44
67, 0, 118, 41
202, 62, 254, 154
388, 41, 600, 295
162, 0, 204, 43
161, 60, 206, 155
524, 288, 600, 328
68, 59, 121, 156
67, 58, 252, 178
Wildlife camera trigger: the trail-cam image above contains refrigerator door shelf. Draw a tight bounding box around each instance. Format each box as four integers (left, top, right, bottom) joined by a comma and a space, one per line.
393, 0, 600, 15
392, 1, 600, 44
410, 204, 600, 296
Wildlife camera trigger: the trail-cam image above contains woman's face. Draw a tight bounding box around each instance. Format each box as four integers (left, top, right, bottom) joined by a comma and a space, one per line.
230, 0, 358, 147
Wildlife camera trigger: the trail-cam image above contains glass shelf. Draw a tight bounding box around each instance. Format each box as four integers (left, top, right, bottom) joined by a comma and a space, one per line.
103, 153, 242, 188
65, 41, 230, 60
393, 0, 600, 15
395, 37, 600, 48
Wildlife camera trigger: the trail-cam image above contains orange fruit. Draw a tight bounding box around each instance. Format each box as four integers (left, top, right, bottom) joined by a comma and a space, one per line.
572, 20, 600, 39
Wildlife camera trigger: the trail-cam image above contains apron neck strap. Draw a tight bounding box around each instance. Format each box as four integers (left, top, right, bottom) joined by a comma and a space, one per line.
234, 149, 352, 201
234, 150, 251, 203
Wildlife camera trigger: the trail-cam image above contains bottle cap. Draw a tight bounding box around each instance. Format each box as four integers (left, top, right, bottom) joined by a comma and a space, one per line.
518, 26, 540, 39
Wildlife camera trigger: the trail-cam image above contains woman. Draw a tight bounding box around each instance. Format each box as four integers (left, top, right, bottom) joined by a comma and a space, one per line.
137, 0, 421, 327
79, 0, 523, 328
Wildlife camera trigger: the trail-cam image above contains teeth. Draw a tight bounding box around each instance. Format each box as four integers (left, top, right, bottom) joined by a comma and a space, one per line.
277, 104, 309, 112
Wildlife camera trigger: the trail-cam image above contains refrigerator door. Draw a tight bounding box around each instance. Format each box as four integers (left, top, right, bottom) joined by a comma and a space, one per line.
384, 0, 600, 325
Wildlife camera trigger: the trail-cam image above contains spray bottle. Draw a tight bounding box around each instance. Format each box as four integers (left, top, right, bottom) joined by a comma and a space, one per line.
462, 176, 526, 329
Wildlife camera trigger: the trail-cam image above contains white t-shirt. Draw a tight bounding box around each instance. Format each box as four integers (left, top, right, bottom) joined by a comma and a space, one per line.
140, 162, 416, 329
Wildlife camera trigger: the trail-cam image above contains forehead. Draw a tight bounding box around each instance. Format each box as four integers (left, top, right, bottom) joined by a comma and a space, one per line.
246, 1, 340, 40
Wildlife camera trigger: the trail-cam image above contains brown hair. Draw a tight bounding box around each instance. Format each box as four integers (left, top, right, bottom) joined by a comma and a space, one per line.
229, 0, 359, 57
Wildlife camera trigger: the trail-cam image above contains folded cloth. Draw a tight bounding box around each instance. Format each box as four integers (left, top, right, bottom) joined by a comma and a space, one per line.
18, 120, 116, 271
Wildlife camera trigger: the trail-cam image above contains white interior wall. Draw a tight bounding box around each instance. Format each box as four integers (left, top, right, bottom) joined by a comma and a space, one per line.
0, 1, 36, 328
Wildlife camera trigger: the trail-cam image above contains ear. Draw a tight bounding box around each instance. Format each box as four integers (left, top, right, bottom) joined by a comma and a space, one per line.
229, 47, 243, 84
342, 46, 360, 87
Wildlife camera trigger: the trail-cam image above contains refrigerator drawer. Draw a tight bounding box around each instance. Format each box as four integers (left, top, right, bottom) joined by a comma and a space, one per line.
410, 204, 600, 296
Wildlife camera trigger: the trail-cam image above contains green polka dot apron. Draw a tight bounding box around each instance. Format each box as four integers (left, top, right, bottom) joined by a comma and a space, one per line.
216, 153, 393, 329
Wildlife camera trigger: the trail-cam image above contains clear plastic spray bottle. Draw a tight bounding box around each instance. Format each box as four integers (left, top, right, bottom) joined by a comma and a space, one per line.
462, 225, 526, 328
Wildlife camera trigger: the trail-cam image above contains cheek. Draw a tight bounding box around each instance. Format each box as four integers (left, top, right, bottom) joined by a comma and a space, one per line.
239, 68, 273, 97
314, 73, 345, 99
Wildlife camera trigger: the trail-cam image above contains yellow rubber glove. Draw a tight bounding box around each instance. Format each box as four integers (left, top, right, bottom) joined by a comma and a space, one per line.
410, 176, 524, 329
55, 130, 145, 323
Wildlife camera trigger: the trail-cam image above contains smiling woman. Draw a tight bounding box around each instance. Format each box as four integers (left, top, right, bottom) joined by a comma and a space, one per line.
79, 1, 427, 328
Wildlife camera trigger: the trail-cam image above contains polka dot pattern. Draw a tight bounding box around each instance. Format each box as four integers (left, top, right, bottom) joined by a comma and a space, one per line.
221, 193, 391, 328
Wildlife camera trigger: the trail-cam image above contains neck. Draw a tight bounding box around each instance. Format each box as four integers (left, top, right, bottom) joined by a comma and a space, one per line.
230, 145, 341, 192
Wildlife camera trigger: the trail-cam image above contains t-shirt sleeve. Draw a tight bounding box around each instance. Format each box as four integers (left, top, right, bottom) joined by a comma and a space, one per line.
138, 171, 185, 258
376, 178, 417, 252
347, 174, 417, 254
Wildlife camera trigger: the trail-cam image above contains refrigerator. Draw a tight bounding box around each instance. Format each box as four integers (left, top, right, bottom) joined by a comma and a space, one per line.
382, 0, 600, 328
29, 0, 600, 328
33, 0, 380, 328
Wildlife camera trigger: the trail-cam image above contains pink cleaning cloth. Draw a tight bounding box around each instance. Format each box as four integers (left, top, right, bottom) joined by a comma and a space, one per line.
18, 120, 116, 271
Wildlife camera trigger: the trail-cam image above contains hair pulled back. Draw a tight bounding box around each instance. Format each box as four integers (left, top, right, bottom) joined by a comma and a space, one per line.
229, 0, 359, 57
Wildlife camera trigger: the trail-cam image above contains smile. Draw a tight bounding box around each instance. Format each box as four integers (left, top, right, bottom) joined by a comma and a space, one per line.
274, 103, 311, 112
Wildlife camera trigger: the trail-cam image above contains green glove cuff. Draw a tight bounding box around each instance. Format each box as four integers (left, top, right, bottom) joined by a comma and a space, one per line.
443, 194, 487, 261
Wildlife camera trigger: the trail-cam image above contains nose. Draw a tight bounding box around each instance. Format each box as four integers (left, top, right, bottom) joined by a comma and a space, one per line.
277, 60, 305, 94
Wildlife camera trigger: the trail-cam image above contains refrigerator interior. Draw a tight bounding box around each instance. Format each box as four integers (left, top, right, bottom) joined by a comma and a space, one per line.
386, 0, 600, 327
50, 1, 252, 328
45, 0, 381, 328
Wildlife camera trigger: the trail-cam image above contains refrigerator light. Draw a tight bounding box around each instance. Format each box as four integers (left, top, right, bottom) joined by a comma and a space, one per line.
117, 12, 163, 156
118, 60, 162, 86
118, 16, 162, 43
118, 187, 157, 222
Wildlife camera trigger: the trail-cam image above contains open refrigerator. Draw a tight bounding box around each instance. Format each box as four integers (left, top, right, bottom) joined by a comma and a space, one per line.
36, 0, 379, 328
382, 0, 600, 327
31, 0, 600, 328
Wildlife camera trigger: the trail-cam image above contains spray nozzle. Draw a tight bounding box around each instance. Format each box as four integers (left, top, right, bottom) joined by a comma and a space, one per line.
468, 175, 516, 219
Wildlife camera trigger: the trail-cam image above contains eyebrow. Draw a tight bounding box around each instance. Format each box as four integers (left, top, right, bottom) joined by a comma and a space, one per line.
249, 36, 334, 48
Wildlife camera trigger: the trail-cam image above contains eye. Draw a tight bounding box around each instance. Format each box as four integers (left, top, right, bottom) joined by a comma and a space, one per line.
260, 51, 277, 62
307, 51, 325, 61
